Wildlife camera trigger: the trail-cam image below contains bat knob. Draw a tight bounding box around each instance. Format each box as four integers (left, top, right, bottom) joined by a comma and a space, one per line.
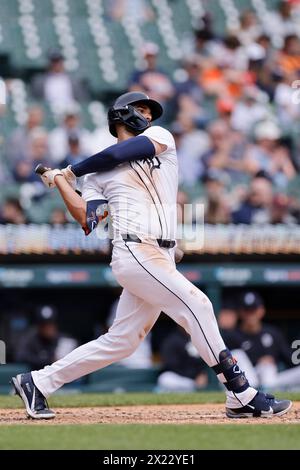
35, 164, 49, 175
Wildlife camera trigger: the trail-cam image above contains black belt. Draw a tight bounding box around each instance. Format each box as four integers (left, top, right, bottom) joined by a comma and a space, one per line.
122, 234, 176, 249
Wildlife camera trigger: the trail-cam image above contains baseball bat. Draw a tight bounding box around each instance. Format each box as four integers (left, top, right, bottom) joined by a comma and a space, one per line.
35, 163, 49, 175
35, 163, 82, 196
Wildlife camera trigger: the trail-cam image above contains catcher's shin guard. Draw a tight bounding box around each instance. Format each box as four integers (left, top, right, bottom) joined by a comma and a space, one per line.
212, 349, 249, 393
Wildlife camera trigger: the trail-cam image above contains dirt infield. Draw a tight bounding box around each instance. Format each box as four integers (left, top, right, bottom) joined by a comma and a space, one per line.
1, 402, 299, 425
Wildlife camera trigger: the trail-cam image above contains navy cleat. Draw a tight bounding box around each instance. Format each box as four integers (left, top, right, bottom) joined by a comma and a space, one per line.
226, 391, 292, 418
12, 373, 55, 419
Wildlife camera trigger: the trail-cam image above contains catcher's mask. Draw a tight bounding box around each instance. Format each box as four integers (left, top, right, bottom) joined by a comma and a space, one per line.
107, 91, 163, 137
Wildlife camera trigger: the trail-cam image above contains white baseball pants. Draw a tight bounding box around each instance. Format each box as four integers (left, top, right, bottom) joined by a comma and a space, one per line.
32, 241, 256, 405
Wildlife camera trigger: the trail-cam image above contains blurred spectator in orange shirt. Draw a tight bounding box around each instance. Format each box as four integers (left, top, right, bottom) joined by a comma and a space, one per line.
277, 34, 300, 75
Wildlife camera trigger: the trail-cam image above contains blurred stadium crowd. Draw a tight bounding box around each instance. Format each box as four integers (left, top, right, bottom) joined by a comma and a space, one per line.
1, 0, 300, 227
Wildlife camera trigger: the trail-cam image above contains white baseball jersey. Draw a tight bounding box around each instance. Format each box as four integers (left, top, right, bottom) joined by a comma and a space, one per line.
81, 126, 178, 243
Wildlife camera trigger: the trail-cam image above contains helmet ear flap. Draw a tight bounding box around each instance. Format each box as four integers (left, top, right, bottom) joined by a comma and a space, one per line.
108, 104, 149, 137
108, 106, 128, 137
107, 108, 118, 137
109, 123, 117, 137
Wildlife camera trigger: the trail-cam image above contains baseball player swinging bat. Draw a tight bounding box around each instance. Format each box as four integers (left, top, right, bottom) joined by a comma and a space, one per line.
12, 92, 292, 420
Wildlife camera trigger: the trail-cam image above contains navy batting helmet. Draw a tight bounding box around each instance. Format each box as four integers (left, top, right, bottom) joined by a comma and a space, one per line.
107, 91, 163, 137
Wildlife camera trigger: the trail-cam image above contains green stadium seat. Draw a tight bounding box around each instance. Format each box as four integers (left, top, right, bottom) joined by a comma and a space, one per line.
287, 175, 300, 201
0, 0, 285, 93
204, 0, 227, 35
0, 184, 21, 205
232, 0, 253, 14
142, 21, 174, 73
33, 0, 60, 65
264, 0, 280, 10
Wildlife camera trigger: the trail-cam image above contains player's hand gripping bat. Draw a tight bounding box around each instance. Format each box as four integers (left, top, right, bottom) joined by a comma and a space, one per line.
35, 164, 81, 194
35, 164, 63, 188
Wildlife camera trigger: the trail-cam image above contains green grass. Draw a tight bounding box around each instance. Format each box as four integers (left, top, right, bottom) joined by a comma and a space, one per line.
1, 391, 300, 409
0, 391, 224, 408
1, 392, 299, 450
0, 424, 299, 450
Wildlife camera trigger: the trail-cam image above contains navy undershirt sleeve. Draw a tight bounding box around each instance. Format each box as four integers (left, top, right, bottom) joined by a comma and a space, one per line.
71, 136, 156, 177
